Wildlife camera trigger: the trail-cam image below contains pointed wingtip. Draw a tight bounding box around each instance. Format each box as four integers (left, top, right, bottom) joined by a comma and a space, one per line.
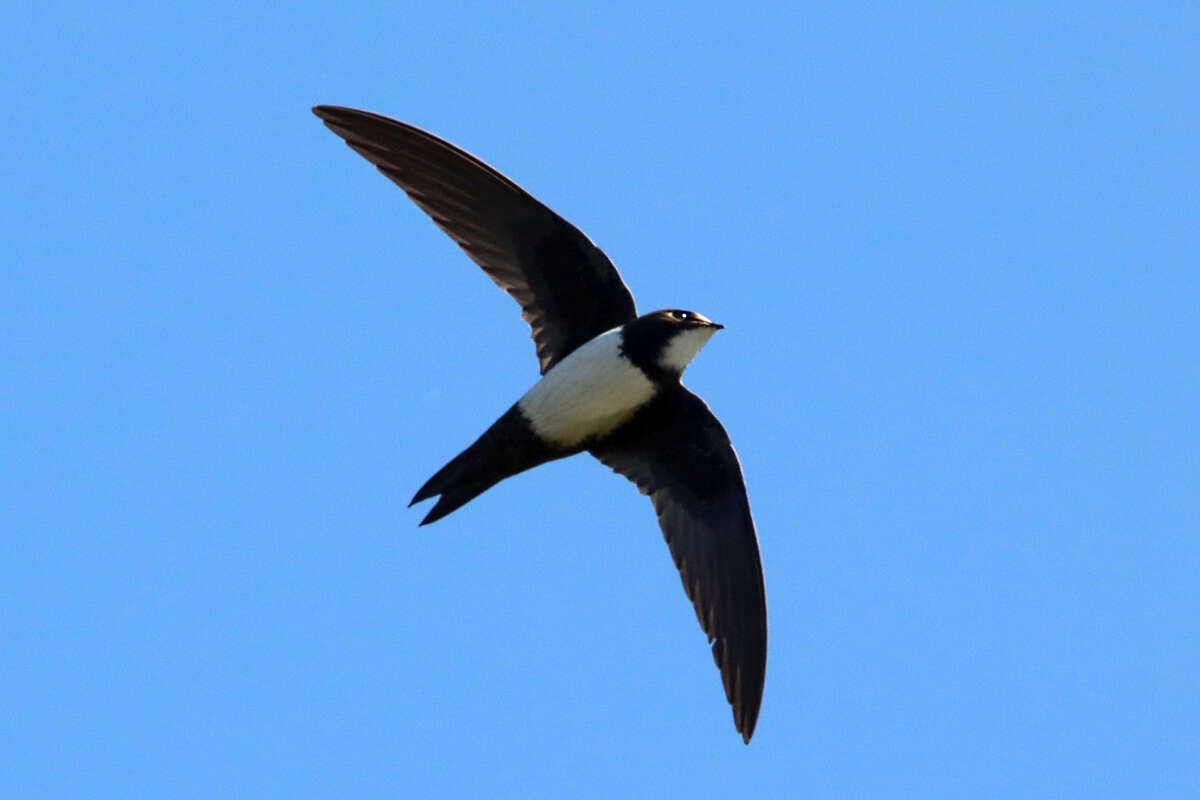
736, 697, 761, 744
312, 105, 352, 124
734, 714, 753, 743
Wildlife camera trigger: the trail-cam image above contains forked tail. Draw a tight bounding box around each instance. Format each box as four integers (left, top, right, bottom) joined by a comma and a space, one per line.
410, 404, 564, 525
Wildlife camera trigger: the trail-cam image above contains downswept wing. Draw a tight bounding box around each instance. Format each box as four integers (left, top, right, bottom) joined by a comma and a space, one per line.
313, 105, 638, 373
590, 388, 767, 743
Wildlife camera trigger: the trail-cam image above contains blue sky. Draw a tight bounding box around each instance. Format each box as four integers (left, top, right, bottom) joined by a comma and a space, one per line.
4, 1, 1198, 797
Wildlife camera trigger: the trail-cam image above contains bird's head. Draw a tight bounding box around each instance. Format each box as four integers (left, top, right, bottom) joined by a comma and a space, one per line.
622, 309, 724, 380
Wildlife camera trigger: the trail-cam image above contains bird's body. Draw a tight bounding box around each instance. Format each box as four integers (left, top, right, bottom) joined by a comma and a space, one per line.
517, 325, 659, 448
412, 311, 723, 526
314, 105, 768, 743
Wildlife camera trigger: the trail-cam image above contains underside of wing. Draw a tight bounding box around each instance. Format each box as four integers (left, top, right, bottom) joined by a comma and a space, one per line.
590, 388, 767, 743
313, 105, 638, 372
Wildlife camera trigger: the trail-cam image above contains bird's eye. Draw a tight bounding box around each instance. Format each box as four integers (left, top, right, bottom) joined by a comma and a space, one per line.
671, 311, 690, 321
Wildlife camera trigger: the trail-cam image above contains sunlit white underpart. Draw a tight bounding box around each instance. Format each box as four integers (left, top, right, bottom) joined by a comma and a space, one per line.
517, 327, 657, 446
659, 325, 719, 375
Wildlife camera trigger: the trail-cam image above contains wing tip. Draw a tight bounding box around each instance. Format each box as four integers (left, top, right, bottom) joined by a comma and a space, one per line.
714, 636, 765, 745
737, 705, 761, 744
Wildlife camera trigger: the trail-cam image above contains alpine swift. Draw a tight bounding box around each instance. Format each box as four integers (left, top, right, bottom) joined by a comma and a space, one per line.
313, 105, 768, 743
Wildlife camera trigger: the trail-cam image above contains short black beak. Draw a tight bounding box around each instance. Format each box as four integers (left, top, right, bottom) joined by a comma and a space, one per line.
710, 321, 725, 330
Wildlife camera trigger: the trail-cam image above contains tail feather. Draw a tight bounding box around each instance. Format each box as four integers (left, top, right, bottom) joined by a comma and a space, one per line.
411, 404, 565, 525
410, 453, 498, 526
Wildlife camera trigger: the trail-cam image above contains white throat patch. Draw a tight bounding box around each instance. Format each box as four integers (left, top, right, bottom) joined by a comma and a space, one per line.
658, 326, 718, 374
517, 328, 658, 447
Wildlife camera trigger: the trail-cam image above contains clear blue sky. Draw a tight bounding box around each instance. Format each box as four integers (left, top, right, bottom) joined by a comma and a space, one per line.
4, 2, 1198, 797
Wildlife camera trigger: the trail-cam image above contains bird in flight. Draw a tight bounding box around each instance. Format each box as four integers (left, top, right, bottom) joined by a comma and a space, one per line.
313, 105, 767, 743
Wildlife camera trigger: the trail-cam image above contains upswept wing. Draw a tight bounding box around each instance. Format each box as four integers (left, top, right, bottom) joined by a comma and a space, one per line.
313, 106, 637, 373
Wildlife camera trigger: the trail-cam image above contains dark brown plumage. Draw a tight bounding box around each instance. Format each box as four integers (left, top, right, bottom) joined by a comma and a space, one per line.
590, 388, 767, 742
312, 105, 636, 374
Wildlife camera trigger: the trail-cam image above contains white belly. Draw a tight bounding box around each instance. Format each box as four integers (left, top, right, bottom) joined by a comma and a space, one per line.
517, 328, 658, 447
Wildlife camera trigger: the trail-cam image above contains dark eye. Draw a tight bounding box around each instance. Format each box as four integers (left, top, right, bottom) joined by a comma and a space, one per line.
671, 311, 690, 321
